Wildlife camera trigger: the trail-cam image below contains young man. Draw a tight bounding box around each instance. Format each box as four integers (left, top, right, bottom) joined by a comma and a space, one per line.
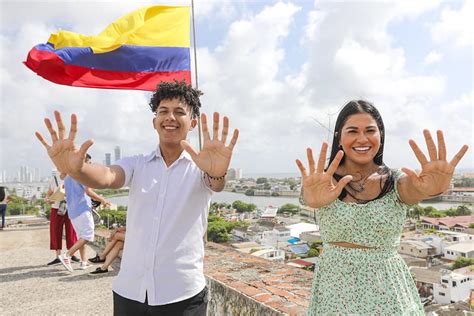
36, 81, 239, 315
59, 154, 110, 272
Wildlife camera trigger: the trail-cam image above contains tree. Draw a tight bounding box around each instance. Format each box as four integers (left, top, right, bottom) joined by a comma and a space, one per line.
452, 257, 474, 270
207, 220, 229, 243
256, 177, 268, 184
232, 200, 256, 212
307, 248, 319, 257
244, 189, 255, 196
456, 205, 471, 216
469, 223, 474, 229
278, 203, 299, 214
408, 205, 423, 220
422, 206, 437, 216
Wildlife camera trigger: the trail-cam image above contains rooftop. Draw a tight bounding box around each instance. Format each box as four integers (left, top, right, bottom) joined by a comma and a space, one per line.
421, 216, 474, 228
445, 241, 474, 252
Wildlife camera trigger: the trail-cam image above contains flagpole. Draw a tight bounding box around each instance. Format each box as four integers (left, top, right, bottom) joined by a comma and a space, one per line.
191, 0, 202, 151
191, 0, 208, 244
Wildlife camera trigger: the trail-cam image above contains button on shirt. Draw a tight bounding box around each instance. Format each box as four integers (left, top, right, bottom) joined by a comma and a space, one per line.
113, 148, 212, 305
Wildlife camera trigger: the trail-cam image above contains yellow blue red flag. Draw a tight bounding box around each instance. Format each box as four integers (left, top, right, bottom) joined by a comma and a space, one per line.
24, 5, 191, 91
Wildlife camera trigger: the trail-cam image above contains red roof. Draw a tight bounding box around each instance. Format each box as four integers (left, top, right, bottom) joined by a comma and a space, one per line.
421, 216, 474, 228
288, 259, 313, 267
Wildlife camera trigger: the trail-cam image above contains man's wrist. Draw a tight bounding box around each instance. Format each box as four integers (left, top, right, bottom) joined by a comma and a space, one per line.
205, 172, 226, 181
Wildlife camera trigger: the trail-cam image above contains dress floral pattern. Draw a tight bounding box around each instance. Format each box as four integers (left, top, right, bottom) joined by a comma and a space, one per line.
307, 170, 424, 315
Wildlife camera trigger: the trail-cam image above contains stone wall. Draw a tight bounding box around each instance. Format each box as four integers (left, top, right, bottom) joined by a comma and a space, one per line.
92, 231, 312, 316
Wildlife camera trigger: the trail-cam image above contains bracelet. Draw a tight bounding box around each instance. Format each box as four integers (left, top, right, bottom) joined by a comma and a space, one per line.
205, 172, 226, 181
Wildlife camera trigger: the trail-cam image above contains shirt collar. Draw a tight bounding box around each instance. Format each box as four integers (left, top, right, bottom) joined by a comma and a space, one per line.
146, 146, 193, 163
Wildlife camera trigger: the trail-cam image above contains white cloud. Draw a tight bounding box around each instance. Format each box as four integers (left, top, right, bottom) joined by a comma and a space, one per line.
423, 51, 443, 65
430, 0, 473, 49
0, 0, 472, 179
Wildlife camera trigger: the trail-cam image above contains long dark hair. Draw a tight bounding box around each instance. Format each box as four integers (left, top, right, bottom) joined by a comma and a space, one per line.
328, 100, 393, 202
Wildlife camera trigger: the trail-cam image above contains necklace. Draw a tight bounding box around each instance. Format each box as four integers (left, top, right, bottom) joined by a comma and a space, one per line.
344, 166, 382, 195
349, 172, 372, 193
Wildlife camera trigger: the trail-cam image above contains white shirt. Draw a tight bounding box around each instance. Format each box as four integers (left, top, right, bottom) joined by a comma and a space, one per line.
113, 148, 212, 305
48, 174, 63, 209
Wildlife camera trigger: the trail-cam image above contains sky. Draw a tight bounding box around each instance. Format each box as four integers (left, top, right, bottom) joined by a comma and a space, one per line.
0, 0, 473, 179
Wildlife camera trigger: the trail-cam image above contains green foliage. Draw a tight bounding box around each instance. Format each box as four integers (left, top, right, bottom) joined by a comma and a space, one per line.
263, 183, 271, 190
452, 258, 474, 270
207, 215, 248, 243
207, 220, 229, 243
244, 189, 255, 196
409, 204, 472, 219
453, 177, 474, 188
44, 207, 51, 220
309, 241, 323, 249
256, 177, 268, 184
93, 188, 129, 197
232, 200, 256, 212
469, 223, 474, 229
278, 203, 299, 214
98, 208, 127, 227
271, 192, 279, 197
307, 248, 319, 257
209, 202, 232, 212
5, 195, 39, 216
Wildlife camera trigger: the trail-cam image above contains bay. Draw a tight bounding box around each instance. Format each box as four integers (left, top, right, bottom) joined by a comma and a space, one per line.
108, 192, 467, 211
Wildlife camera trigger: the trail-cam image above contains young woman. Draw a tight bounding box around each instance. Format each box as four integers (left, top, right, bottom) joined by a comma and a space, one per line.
296, 100, 468, 315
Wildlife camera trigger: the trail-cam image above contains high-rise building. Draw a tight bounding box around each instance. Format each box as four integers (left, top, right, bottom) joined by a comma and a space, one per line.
105, 153, 112, 166
236, 168, 243, 179
114, 146, 121, 162
227, 168, 237, 180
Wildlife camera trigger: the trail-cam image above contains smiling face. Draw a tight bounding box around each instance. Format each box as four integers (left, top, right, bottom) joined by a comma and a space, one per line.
339, 113, 381, 166
153, 98, 197, 147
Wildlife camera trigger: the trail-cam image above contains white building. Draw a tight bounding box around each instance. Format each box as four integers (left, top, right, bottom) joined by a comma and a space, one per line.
114, 146, 121, 162
286, 223, 319, 239
399, 240, 436, 258
414, 232, 474, 257
444, 242, 474, 260
433, 267, 474, 304
260, 206, 278, 220
251, 248, 285, 262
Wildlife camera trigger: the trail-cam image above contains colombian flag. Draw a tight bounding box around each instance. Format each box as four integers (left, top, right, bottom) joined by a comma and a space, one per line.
24, 6, 191, 91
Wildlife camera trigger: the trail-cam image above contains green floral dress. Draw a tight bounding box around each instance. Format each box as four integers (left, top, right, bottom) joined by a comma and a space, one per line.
308, 170, 424, 315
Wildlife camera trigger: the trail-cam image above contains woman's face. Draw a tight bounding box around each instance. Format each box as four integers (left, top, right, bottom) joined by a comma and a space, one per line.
339, 113, 381, 166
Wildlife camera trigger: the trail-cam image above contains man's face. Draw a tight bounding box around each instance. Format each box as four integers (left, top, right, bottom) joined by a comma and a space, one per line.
153, 98, 197, 146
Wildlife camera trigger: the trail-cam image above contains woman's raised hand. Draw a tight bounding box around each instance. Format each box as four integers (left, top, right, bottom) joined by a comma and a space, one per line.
296, 143, 353, 208
402, 130, 468, 198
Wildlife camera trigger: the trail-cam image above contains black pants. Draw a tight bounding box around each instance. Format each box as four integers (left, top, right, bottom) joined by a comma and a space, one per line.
0, 204, 6, 228
113, 287, 208, 316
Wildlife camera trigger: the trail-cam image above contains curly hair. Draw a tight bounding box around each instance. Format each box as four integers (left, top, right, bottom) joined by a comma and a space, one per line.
149, 80, 202, 119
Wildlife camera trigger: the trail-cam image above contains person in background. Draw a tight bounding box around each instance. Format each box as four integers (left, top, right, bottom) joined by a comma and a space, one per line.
0, 186, 8, 230
89, 226, 126, 275
45, 170, 80, 265
58, 154, 110, 272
